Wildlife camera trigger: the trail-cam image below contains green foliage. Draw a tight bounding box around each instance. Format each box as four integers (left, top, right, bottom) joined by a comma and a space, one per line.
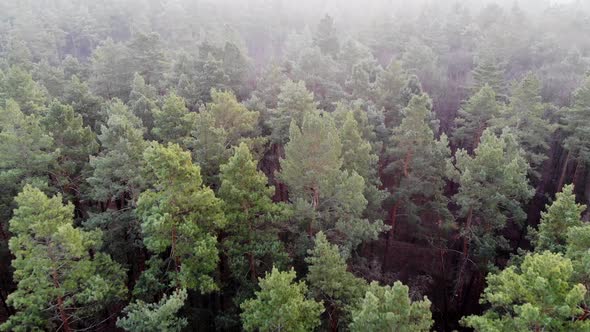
279, 111, 387, 253
128, 73, 158, 134
451, 129, 533, 262
128, 32, 168, 87
240, 267, 324, 332
306, 232, 367, 328
564, 76, 590, 163
218, 143, 289, 299
491, 73, 556, 178
471, 54, 506, 101
375, 60, 408, 126
270, 80, 318, 144
384, 94, 453, 234
0, 66, 47, 115
88, 100, 147, 203
43, 101, 99, 196
462, 252, 590, 332
117, 288, 188, 332
0, 99, 54, 237
314, 14, 339, 58
152, 92, 196, 145
530, 184, 586, 253
1, 186, 126, 331
62, 75, 105, 131
454, 85, 501, 152
137, 142, 225, 292
189, 89, 262, 186
349, 281, 433, 332
89, 38, 133, 100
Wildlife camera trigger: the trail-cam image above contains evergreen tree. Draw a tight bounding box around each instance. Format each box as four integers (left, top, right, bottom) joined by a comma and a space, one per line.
471, 54, 506, 101
117, 288, 188, 332
43, 101, 99, 199
305, 232, 366, 330
189, 90, 262, 187
128, 73, 158, 135
314, 14, 340, 58
128, 32, 168, 87
240, 267, 324, 332
62, 75, 105, 131
136, 143, 225, 293
89, 38, 133, 100
218, 143, 288, 298
491, 73, 555, 178
564, 76, 590, 165
383, 94, 453, 243
462, 252, 590, 332
530, 184, 586, 254
270, 80, 318, 144
450, 129, 533, 295
0, 100, 53, 226
375, 60, 408, 127
278, 111, 386, 253
152, 92, 196, 145
1, 186, 126, 331
88, 100, 147, 204
0, 66, 47, 115
195, 53, 230, 104
454, 85, 501, 152
349, 281, 433, 332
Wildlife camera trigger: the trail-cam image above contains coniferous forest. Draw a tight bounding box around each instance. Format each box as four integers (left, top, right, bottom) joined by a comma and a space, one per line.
2, 0, 590, 331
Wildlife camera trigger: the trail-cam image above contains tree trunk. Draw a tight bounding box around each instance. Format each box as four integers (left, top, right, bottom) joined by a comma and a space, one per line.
403, 149, 413, 177
171, 225, 181, 287
381, 201, 400, 273
329, 306, 339, 332
455, 207, 473, 302
557, 151, 572, 192
48, 247, 71, 332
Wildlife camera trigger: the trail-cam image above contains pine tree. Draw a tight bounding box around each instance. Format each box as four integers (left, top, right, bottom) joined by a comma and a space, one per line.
278, 111, 386, 253
462, 252, 590, 332
530, 184, 586, 254
383, 94, 453, 244
201, 89, 259, 145
454, 85, 501, 152
564, 76, 590, 167
491, 73, 555, 179
450, 129, 533, 297
349, 281, 433, 332
1, 186, 126, 331
117, 288, 188, 332
136, 142, 225, 293
314, 14, 340, 58
152, 92, 196, 145
89, 38, 133, 100
188, 90, 262, 187
240, 267, 324, 332
128, 73, 157, 135
305, 232, 366, 331
88, 100, 147, 204
270, 80, 318, 145
42, 101, 99, 199
0, 66, 47, 115
471, 54, 506, 101
195, 53, 230, 103
0, 100, 54, 225
128, 32, 168, 87
374, 60, 408, 127
218, 143, 288, 296
62, 75, 105, 132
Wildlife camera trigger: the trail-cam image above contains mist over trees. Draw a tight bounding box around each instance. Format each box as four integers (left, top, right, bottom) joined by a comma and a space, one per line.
0, 0, 590, 331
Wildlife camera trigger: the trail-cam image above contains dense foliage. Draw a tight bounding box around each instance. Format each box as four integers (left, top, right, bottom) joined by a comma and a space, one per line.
1, 0, 590, 331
